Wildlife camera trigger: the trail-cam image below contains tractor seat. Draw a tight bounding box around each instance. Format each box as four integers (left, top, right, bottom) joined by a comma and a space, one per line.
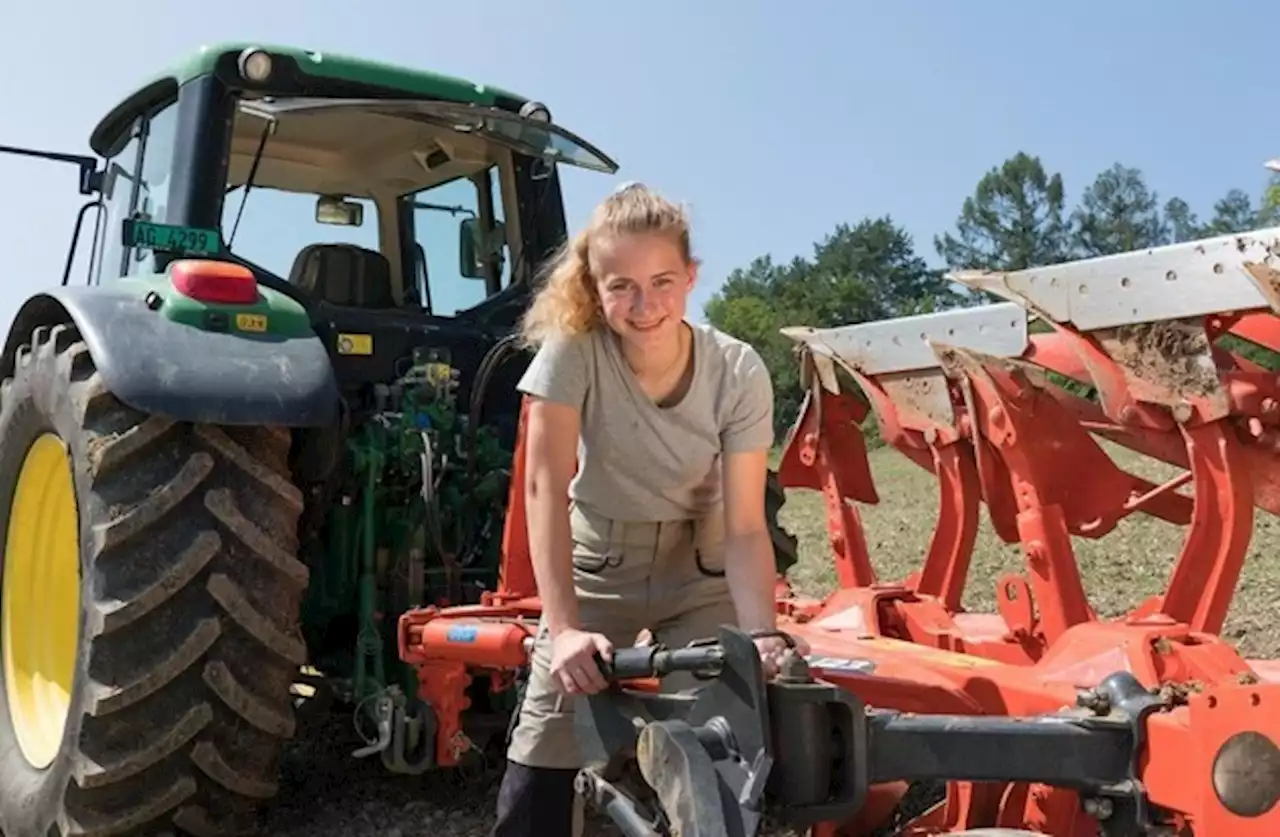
288, 243, 396, 309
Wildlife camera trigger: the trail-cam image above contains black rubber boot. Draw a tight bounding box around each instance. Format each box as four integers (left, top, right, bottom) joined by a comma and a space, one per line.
488, 760, 581, 837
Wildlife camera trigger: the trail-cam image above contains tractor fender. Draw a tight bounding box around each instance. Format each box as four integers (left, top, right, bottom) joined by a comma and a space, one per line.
1, 287, 340, 428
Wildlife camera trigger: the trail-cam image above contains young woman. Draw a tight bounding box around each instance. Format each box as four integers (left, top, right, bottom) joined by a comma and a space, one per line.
488, 182, 796, 837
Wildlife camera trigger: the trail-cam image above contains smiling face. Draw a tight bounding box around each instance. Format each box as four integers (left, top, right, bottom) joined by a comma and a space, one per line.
590, 231, 697, 353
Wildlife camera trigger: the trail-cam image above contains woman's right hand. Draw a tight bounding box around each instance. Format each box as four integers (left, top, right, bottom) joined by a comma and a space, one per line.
549, 628, 614, 695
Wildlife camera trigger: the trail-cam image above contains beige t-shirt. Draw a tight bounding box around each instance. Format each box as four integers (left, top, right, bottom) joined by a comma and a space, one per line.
516, 321, 775, 522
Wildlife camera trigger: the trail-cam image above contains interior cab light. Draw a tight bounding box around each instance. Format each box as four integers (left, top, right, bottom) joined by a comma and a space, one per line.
169, 260, 259, 305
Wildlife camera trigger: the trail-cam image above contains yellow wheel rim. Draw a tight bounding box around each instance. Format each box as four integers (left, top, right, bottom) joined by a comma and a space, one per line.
3, 432, 80, 769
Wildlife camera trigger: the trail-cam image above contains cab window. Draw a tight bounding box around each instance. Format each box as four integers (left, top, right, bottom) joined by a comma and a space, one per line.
402, 165, 510, 317
220, 187, 380, 280
96, 101, 178, 282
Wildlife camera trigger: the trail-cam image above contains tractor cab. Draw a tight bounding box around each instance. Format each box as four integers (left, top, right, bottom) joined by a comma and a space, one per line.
217, 92, 614, 324
79, 44, 615, 309
4, 44, 617, 416
69, 47, 617, 403
2, 42, 621, 467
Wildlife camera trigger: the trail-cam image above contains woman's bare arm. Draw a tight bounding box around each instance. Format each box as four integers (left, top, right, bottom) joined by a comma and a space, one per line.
720, 448, 777, 633
523, 395, 583, 639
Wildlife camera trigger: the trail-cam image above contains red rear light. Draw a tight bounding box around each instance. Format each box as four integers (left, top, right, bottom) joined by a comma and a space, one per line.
170, 260, 259, 305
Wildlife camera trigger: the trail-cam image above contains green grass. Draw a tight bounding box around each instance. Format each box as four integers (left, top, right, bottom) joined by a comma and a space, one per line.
773, 439, 1280, 659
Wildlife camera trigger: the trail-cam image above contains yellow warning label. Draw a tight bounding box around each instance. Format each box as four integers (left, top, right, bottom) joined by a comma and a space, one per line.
337, 333, 373, 355
234, 313, 268, 333
858, 636, 1001, 668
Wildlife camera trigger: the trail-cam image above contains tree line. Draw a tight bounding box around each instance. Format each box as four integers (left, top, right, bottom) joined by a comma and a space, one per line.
705, 151, 1280, 436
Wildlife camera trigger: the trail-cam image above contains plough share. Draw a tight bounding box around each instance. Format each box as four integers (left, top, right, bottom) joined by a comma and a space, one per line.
398, 223, 1280, 835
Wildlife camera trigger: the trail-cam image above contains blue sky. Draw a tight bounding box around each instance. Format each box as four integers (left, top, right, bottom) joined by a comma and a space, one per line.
1, 0, 1276, 330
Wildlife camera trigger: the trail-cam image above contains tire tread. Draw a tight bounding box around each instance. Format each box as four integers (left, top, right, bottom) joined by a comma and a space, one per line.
0, 323, 309, 837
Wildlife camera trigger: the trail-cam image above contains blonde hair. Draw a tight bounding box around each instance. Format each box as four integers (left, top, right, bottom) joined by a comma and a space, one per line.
518, 181, 696, 347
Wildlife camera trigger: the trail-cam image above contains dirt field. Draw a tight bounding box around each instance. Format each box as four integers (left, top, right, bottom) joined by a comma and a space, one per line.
253, 438, 1279, 836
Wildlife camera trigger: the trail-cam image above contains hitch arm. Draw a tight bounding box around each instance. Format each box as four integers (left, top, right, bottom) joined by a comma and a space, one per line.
573, 626, 1193, 837
574, 768, 663, 837
573, 628, 866, 837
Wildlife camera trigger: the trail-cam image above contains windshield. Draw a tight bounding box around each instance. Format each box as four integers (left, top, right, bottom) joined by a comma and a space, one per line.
218, 181, 513, 317
219, 186, 379, 282
198, 90, 594, 316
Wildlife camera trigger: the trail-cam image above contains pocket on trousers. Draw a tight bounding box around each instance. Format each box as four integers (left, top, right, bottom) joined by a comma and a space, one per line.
568, 503, 623, 576
694, 546, 726, 578
573, 551, 624, 575
693, 513, 727, 578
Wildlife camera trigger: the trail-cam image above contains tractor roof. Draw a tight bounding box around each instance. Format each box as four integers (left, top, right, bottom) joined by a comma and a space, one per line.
89, 42, 532, 156
169, 42, 528, 105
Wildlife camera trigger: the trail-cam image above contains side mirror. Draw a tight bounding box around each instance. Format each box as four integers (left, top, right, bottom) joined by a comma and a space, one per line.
316, 195, 364, 226
459, 217, 482, 279
459, 218, 506, 280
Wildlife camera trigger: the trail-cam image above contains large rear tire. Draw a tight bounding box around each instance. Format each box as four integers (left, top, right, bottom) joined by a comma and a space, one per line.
0, 324, 309, 837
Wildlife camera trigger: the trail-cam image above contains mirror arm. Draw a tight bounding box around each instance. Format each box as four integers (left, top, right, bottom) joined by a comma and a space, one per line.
414, 200, 475, 219
0, 145, 103, 195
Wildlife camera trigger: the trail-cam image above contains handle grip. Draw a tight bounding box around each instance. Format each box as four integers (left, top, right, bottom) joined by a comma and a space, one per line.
606, 646, 661, 680
596, 644, 724, 683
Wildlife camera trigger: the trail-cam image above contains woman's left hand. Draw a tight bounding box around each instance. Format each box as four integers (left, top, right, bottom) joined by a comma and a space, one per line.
753, 632, 811, 679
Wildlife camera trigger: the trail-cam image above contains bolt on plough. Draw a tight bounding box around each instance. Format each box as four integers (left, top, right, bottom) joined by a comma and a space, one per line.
400, 224, 1280, 835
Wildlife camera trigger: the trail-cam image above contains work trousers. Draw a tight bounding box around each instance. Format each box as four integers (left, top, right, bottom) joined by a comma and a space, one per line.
488, 500, 737, 837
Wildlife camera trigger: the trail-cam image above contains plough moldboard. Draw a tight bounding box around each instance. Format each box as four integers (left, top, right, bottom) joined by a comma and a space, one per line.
397, 226, 1280, 836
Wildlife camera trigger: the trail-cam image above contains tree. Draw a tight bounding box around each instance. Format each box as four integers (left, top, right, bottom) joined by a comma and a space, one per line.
1160, 185, 1269, 243
934, 152, 1069, 271
705, 257, 811, 435
1163, 197, 1201, 243
1203, 188, 1257, 235
809, 218, 959, 318
705, 216, 956, 436
1070, 163, 1168, 257
1259, 173, 1280, 228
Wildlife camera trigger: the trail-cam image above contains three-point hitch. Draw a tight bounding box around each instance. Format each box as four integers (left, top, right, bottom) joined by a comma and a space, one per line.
571, 625, 1230, 837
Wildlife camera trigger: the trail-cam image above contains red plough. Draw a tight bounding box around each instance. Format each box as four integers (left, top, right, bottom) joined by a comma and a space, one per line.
398, 225, 1280, 835
775, 300, 1199, 665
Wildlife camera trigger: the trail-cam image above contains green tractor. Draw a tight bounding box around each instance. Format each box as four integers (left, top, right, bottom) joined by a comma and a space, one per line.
0, 43, 799, 837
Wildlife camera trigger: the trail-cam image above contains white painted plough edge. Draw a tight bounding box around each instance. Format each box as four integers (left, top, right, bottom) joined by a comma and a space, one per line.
947, 225, 1280, 331
781, 303, 1028, 377
780, 226, 1280, 379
